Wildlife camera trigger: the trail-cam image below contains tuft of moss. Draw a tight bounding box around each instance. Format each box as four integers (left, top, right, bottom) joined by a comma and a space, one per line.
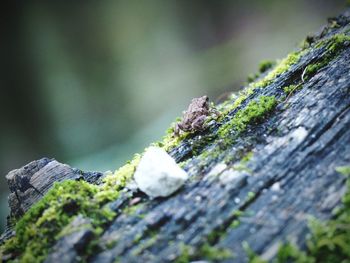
247, 73, 260, 84
258, 60, 276, 74
335, 166, 350, 176
155, 118, 191, 151
1, 153, 141, 262
251, 51, 303, 89
243, 241, 267, 263
2, 181, 107, 262
231, 151, 254, 172
218, 96, 277, 138
175, 243, 233, 263
283, 84, 302, 95
219, 48, 302, 120
305, 34, 350, 79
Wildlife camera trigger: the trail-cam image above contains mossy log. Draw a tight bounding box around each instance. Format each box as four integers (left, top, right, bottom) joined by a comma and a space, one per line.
1, 9, 350, 263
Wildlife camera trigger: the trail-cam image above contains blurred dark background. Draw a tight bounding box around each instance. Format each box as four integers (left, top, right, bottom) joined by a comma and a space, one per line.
0, 0, 345, 231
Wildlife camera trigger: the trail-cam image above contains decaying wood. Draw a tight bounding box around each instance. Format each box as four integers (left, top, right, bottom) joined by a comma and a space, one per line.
1, 9, 350, 263
0, 158, 103, 244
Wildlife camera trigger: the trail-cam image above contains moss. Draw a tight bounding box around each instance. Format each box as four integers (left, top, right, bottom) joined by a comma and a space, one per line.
231, 151, 254, 172
283, 84, 302, 95
130, 230, 159, 256
1, 152, 142, 262
305, 34, 350, 79
247, 73, 260, 83
218, 96, 277, 138
243, 241, 267, 263
247, 191, 256, 200
56, 217, 94, 240
2, 181, 104, 262
241, 151, 254, 163
219, 49, 301, 119
199, 243, 233, 261
205, 209, 245, 246
233, 163, 252, 173
230, 219, 241, 229
258, 60, 276, 74
100, 153, 141, 194
175, 243, 233, 263
156, 121, 191, 151
216, 48, 303, 128
207, 228, 227, 245
175, 243, 192, 263
335, 166, 350, 176
251, 51, 303, 89
123, 203, 145, 219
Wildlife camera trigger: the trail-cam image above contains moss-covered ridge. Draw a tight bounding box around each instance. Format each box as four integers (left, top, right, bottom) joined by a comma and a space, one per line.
1, 28, 349, 262
0, 156, 141, 262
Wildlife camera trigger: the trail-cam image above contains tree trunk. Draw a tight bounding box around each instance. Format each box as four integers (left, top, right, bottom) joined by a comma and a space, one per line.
1, 9, 350, 263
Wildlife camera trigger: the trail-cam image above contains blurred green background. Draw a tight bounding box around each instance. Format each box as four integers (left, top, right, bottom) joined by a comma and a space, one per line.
0, 0, 345, 231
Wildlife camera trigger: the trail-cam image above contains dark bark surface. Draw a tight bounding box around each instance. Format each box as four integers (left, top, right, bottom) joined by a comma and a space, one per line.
1, 9, 350, 263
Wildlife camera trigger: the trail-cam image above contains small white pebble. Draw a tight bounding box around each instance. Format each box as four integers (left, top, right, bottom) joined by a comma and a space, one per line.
234, 197, 241, 204
134, 147, 189, 198
292, 127, 308, 143
271, 182, 281, 192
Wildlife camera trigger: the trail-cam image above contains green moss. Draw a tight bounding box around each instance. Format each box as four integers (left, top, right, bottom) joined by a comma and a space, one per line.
230, 219, 241, 229
219, 49, 301, 119
206, 97, 275, 165
233, 163, 252, 173
175, 243, 233, 262
247, 73, 260, 83
2, 181, 104, 262
243, 241, 268, 263
130, 230, 159, 256
123, 203, 145, 219
283, 84, 302, 94
231, 151, 254, 172
335, 166, 350, 176
56, 217, 94, 240
156, 119, 191, 151
218, 96, 277, 138
1, 152, 142, 262
258, 60, 276, 74
205, 209, 245, 247
207, 228, 227, 245
305, 34, 350, 79
241, 151, 254, 163
199, 243, 233, 261
252, 51, 303, 89
100, 153, 141, 194
175, 243, 192, 263
247, 191, 256, 200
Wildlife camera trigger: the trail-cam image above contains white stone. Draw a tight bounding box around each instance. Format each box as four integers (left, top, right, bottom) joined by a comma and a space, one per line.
134, 147, 189, 198
291, 126, 308, 143
271, 182, 281, 192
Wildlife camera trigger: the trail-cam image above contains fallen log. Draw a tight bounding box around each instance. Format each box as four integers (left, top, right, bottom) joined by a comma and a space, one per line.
1, 8, 350, 263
